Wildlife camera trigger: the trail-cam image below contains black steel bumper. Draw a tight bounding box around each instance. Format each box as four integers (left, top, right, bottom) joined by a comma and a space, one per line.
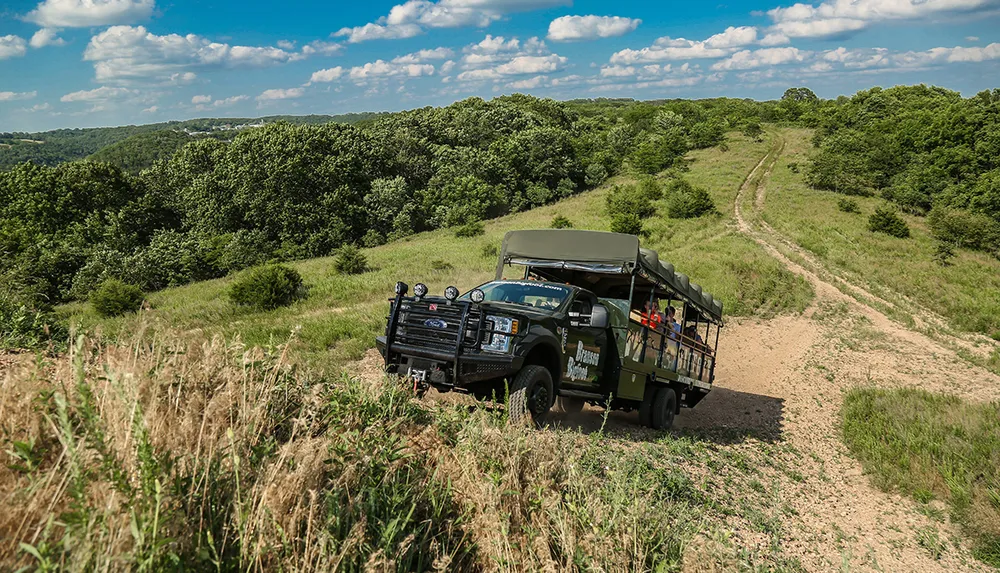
376, 336, 523, 386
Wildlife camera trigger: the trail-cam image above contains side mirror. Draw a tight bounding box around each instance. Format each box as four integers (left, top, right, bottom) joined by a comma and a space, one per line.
590, 304, 610, 329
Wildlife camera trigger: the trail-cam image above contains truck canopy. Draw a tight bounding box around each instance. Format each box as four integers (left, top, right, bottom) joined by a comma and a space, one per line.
496, 229, 724, 324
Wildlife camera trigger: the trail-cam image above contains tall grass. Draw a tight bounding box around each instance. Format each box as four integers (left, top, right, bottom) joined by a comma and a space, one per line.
842, 387, 1000, 566
4, 326, 787, 571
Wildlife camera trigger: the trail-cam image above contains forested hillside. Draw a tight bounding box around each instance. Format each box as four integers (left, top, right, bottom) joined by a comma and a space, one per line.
0, 112, 382, 170
3, 86, 1000, 346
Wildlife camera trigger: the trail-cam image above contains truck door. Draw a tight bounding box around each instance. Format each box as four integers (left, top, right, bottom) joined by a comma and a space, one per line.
560, 292, 608, 390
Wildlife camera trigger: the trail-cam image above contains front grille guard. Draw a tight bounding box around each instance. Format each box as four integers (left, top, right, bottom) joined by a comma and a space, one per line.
383, 292, 514, 384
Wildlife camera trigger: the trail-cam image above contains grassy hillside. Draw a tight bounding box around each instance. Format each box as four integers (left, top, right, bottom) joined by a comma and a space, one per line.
0, 112, 383, 169
764, 128, 1000, 339
61, 131, 813, 370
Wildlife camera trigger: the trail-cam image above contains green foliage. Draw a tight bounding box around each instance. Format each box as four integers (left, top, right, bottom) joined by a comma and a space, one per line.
90, 279, 145, 317
933, 241, 956, 266
228, 264, 304, 310
610, 213, 644, 236
480, 243, 499, 259
333, 245, 369, 275
606, 184, 656, 219
0, 287, 66, 350
665, 178, 716, 219
430, 259, 454, 271
630, 130, 688, 174
584, 162, 608, 187
842, 388, 1000, 567
837, 198, 860, 214
742, 122, 764, 141
868, 206, 910, 238
550, 215, 573, 229
454, 220, 485, 238
927, 206, 1000, 255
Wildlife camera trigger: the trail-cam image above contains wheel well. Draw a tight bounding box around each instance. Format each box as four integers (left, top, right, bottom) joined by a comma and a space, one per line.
524, 344, 561, 388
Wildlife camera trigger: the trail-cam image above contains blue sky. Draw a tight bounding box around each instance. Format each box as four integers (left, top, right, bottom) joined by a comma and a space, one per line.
1, 0, 999, 131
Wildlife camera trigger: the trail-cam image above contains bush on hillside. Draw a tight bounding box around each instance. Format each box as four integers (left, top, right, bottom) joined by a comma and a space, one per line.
666, 179, 716, 219
585, 163, 608, 187
610, 213, 644, 236
454, 221, 485, 238
927, 206, 1000, 254
837, 198, 861, 214
550, 215, 573, 229
481, 243, 499, 259
430, 259, 454, 271
868, 206, 910, 238
606, 185, 656, 219
0, 286, 67, 349
637, 178, 664, 200
742, 122, 764, 141
933, 241, 956, 266
228, 265, 304, 310
91, 279, 145, 317
334, 245, 369, 275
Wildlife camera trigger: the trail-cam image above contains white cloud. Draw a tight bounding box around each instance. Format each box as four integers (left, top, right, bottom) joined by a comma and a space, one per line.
966, 35, 980, 42
257, 87, 305, 101
335, 0, 570, 43
711, 47, 809, 70
457, 54, 566, 80
759, 32, 790, 46
27, 102, 51, 111
60, 85, 136, 102
29, 28, 66, 48
191, 94, 211, 104
0, 90, 37, 101
767, 0, 995, 39
276, 40, 296, 50
310, 66, 345, 83
349, 60, 436, 80
141, 105, 157, 112
893, 42, 1000, 66
600, 65, 636, 77
704, 26, 757, 49
391, 47, 453, 63
506, 75, 546, 88
300, 40, 342, 56
440, 59, 456, 73
83, 25, 327, 83
0, 36, 28, 60
213, 95, 248, 106
25, 0, 154, 27
609, 25, 764, 65
547, 15, 641, 41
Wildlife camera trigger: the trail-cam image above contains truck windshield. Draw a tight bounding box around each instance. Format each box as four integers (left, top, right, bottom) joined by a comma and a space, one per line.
463, 281, 572, 311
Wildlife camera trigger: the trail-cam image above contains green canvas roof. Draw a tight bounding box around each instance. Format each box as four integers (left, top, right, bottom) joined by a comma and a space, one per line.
496, 230, 723, 322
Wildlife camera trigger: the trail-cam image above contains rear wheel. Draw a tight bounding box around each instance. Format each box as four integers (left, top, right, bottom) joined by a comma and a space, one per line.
639, 386, 655, 427
554, 395, 585, 414
651, 387, 677, 430
508, 365, 554, 426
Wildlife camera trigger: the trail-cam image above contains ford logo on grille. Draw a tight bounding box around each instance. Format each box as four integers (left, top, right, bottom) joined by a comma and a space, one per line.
424, 318, 449, 329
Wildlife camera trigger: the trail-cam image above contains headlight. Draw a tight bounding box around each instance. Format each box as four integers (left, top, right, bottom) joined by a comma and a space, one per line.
470, 288, 485, 303
481, 315, 519, 353
413, 283, 428, 298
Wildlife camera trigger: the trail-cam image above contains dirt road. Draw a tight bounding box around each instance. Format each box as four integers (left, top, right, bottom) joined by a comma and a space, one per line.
671, 132, 1000, 571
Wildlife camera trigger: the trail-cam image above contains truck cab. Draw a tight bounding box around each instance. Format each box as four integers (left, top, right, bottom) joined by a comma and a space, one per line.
376, 230, 724, 429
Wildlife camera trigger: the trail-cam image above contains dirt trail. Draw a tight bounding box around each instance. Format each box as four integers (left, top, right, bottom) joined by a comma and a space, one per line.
681, 132, 1000, 571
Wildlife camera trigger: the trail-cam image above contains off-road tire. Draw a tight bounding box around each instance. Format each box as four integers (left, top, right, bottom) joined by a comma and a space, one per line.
651, 387, 677, 430
508, 365, 554, 426
554, 395, 585, 415
639, 386, 655, 427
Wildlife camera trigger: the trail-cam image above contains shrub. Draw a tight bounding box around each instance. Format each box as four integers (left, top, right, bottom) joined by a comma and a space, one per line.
430, 259, 454, 271
454, 220, 485, 238
610, 213, 644, 236
933, 241, 956, 266
585, 163, 608, 187
837, 198, 861, 214
927, 206, 1000, 253
481, 243, 499, 259
362, 230, 386, 248
91, 279, 145, 317
637, 178, 664, 200
868, 206, 910, 238
0, 289, 67, 350
556, 178, 576, 198
334, 244, 369, 275
606, 185, 656, 219
666, 180, 716, 219
132, 230, 217, 291
228, 265, 304, 310
788, 162, 800, 174
742, 122, 764, 141
550, 215, 573, 229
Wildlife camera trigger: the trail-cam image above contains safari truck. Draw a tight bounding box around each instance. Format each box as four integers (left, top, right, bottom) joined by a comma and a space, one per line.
375, 229, 723, 429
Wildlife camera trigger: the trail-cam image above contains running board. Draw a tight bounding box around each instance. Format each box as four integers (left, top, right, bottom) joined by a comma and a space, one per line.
558, 389, 606, 400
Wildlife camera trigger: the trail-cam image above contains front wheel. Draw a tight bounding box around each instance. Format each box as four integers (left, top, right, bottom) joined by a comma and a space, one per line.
651, 387, 677, 430
508, 365, 554, 426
